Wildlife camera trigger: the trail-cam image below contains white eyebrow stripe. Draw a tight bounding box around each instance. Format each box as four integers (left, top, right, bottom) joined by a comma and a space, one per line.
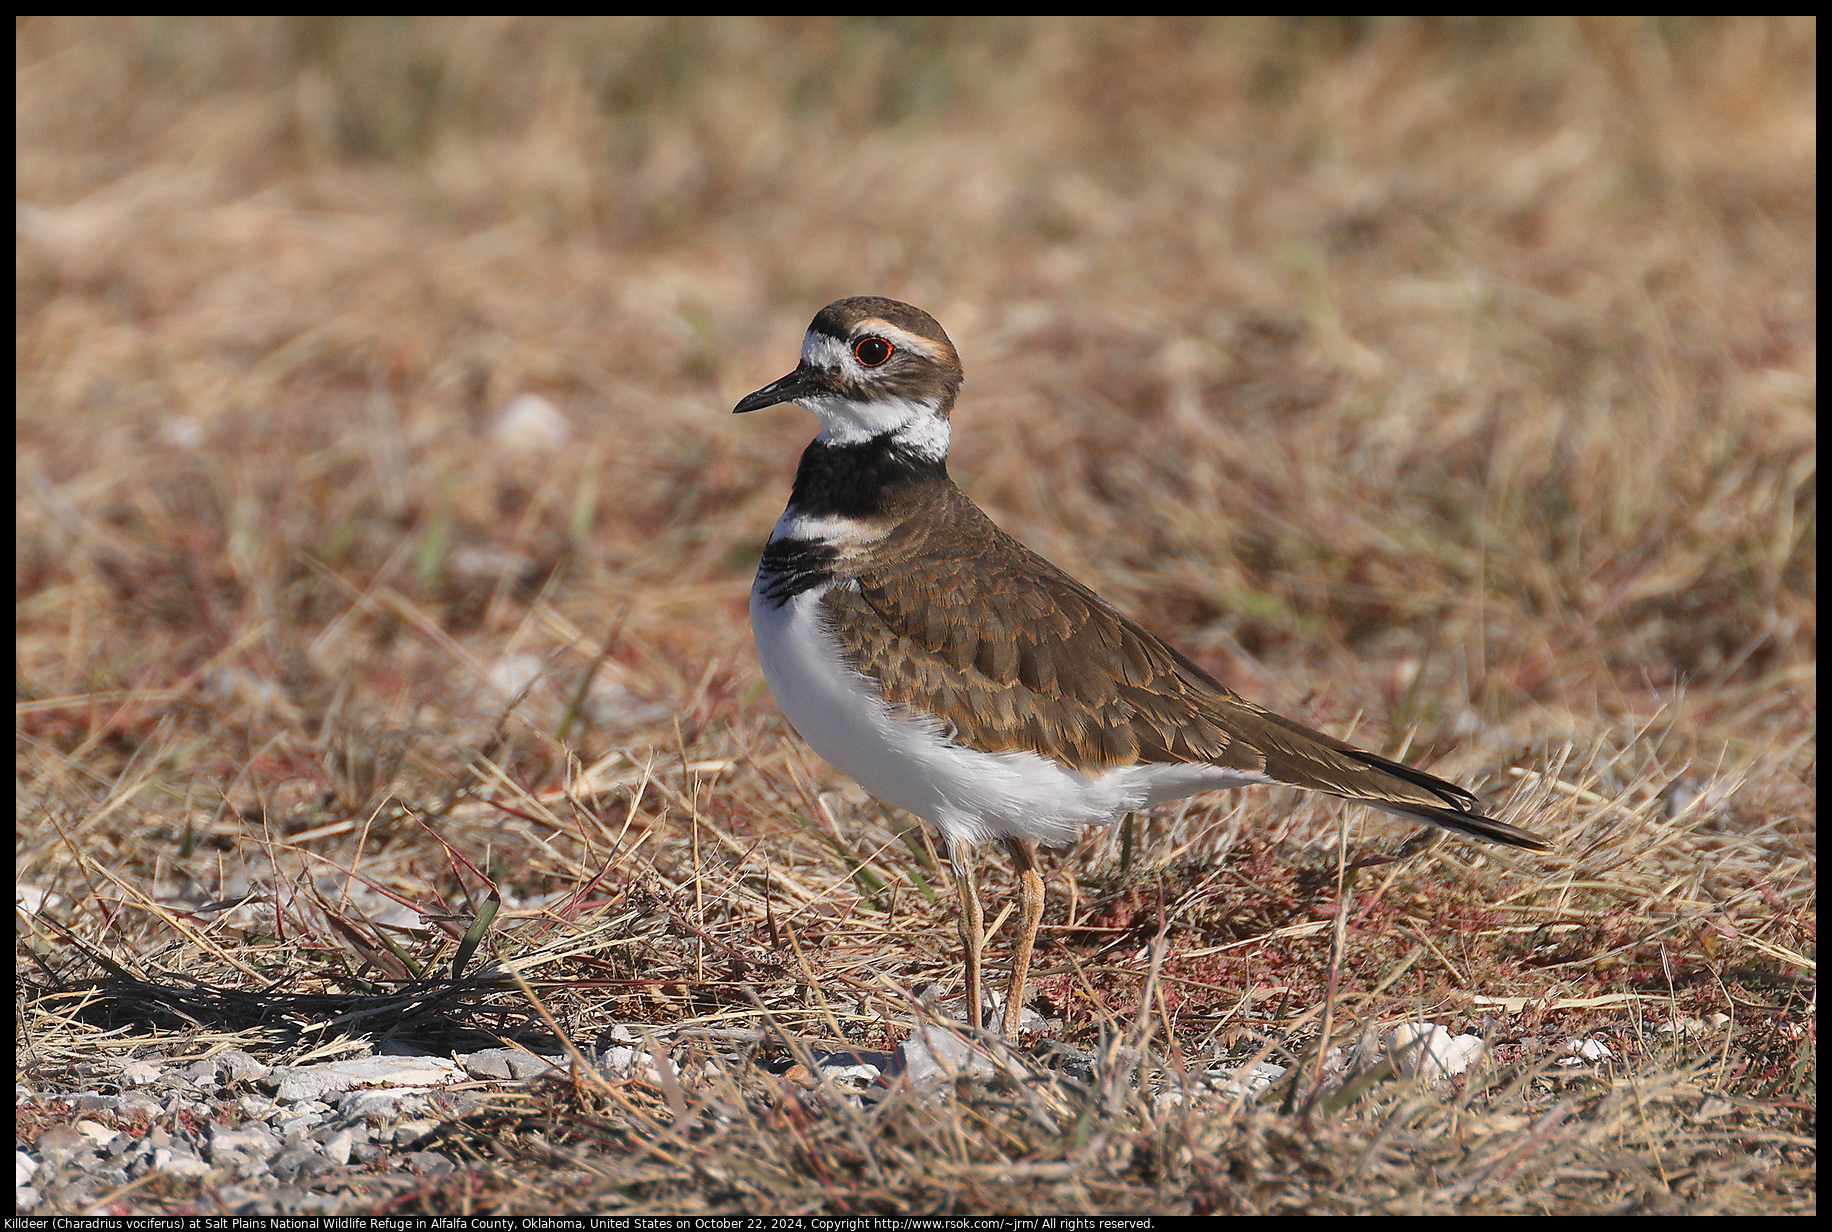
852, 320, 941, 359
799, 324, 942, 369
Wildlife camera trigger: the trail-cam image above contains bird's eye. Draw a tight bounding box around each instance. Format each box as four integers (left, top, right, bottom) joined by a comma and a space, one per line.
853, 336, 893, 367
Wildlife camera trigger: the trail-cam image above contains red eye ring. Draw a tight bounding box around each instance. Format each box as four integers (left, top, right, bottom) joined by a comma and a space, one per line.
854, 336, 894, 367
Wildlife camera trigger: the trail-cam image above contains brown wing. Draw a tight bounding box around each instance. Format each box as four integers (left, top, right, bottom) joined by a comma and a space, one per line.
822, 484, 1549, 851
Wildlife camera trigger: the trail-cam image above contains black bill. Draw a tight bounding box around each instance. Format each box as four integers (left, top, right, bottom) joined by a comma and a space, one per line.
734, 363, 821, 414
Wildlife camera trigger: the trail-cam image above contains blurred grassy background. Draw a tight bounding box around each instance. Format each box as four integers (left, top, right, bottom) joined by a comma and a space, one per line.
19, 15, 1812, 808
15, 17, 1815, 1213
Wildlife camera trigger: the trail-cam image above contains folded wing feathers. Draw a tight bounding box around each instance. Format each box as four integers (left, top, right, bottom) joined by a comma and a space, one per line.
828, 487, 1546, 851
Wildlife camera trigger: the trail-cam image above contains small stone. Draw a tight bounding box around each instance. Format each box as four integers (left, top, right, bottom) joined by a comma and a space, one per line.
339, 1090, 431, 1123
14, 884, 62, 915
896, 1025, 999, 1084
597, 1044, 680, 1085
433, 1091, 485, 1121
208, 1124, 280, 1165
1204, 1061, 1288, 1101
119, 1061, 163, 1087
275, 1115, 315, 1144
75, 1120, 121, 1148
1663, 777, 1702, 819
392, 1118, 440, 1145
491, 393, 571, 452
319, 1129, 354, 1166
269, 1143, 324, 1177
152, 1148, 211, 1178
33, 1126, 89, 1167
158, 416, 206, 449
274, 1107, 326, 1129
270, 1055, 465, 1103
459, 1047, 560, 1081
1387, 1021, 1487, 1085
1558, 1037, 1613, 1065
16, 1150, 38, 1186
237, 1094, 277, 1120
215, 1050, 273, 1087
117, 1094, 164, 1120
807, 1050, 888, 1091
400, 1150, 456, 1177
46, 1173, 100, 1206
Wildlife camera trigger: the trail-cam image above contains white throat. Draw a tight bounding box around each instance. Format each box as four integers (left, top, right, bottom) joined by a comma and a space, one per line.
800, 394, 951, 460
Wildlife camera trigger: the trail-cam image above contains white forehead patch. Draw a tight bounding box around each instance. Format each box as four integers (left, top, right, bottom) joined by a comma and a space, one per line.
801, 332, 851, 369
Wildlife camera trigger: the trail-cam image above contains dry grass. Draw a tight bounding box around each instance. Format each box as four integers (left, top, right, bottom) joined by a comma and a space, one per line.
16, 16, 1814, 1215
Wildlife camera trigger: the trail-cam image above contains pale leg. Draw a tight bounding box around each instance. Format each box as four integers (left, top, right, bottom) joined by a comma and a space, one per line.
1002, 837, 1044, 1041
949, 837, 984, 1032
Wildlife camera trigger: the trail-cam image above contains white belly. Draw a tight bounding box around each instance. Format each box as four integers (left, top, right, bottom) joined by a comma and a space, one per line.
749, 577, 1268, 849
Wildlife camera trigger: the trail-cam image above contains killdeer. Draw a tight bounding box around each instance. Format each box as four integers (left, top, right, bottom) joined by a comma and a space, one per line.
736, 296, 1549, 1041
